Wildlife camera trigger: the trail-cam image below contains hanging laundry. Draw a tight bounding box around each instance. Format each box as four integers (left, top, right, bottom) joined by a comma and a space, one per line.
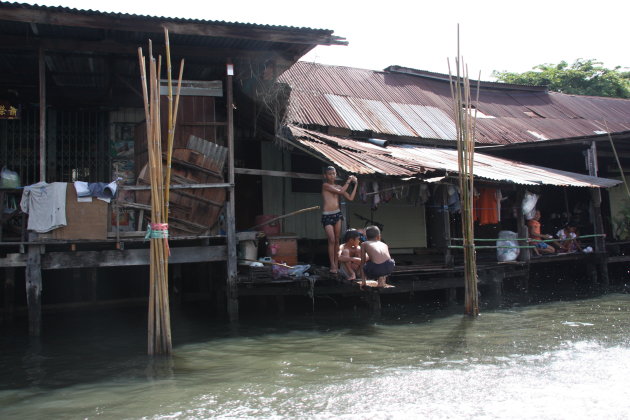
447, 185, 461, 213
371, 181, 380, 209
380, 181, 394, 203
522, 191, 539, 220
474, 187, 500, 225
359, 181, 368, 203
20, 182, 68, 233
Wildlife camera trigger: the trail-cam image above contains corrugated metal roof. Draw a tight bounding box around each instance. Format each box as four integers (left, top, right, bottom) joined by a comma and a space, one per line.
0, 2, 342, 35
280, 62, 630, 145
286, 126, 621, 188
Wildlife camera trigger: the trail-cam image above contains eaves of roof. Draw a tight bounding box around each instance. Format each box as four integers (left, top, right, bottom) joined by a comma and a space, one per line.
283, 125, 621, 188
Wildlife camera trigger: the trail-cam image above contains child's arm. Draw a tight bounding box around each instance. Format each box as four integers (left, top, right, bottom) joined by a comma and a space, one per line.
360, 243, 368, 281
341, 176, 358, 201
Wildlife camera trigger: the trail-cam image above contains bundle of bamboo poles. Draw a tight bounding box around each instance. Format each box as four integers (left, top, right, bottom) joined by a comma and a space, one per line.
137, 29, 184, 355
448, 26, 480, 317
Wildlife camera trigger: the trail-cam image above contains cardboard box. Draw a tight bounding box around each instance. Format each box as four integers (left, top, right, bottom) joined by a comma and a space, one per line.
267, 233, 298, 267
50, 183, 109, 240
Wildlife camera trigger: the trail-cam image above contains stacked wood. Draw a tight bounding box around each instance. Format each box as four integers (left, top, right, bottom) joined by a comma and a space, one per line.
138, 29, 184, 355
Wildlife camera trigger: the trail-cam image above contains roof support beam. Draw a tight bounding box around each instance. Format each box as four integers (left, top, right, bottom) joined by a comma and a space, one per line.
0, 5, 346, 45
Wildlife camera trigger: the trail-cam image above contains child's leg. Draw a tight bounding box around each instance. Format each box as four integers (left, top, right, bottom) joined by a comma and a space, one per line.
341, 261, 356, 280
332, 220, 342, 270
324, 224, 337, 273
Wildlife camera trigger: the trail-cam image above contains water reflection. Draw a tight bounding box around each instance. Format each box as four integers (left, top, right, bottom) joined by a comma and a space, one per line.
0, 294, 629, 419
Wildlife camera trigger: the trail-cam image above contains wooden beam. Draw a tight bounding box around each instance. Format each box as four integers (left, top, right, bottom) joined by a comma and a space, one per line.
0, 35, 296, 62
235, 167, 323, 180
38, 47, 46, 182
1, 245, 227, 269
587, 142, 609, 288
0, 5, 345, 45
3, 268, 15, 322
25, 243, 43, 336
120, 182, 232, 191
225, 61, 239, 322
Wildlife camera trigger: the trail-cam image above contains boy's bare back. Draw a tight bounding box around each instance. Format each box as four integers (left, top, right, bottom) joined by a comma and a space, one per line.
362, 240, 391, 265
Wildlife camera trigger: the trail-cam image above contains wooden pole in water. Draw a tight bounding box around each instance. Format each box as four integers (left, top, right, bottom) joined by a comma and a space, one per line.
448, 25, 479, 317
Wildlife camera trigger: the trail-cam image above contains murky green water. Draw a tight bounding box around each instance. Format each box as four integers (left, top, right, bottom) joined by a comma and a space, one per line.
1, 294, 629, 419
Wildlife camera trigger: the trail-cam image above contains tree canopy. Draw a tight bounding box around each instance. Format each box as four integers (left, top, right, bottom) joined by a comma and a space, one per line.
492, 59, 630, 99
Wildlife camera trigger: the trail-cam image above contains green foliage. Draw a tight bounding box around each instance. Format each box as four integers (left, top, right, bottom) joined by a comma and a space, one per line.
492, 59, 630, 98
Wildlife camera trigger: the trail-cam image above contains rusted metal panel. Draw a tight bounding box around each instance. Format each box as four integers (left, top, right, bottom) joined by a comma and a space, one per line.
286, 126, 621, 188
281, 62, 630, 145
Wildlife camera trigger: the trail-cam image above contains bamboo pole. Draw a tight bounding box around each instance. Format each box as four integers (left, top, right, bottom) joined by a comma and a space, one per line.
448, 25, 479, 317
137, 30, 183, 356
246, 206, 320, 231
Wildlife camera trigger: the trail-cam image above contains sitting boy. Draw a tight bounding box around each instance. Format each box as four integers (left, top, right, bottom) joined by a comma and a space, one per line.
360, 225, 395, 288
527, 210, 556, 255
338, 229, 363, 281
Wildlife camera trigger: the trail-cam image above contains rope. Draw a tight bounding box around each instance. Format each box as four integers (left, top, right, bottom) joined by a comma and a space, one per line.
450, 234, 605, 243
145, 223, 170, 255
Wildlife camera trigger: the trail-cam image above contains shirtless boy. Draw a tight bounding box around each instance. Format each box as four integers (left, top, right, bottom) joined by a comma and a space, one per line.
360, 225, 395, 288
321, 166, 357, 274
338, 229, 363, 281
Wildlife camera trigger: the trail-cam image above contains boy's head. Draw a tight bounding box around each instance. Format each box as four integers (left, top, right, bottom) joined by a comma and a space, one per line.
365, 225, 381, 241
324, 166, 337, 181
344, 228, 362, 244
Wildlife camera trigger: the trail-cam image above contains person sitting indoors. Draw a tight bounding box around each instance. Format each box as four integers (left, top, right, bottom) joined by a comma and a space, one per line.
338, 229, 363, 281
556, 223, 582, 253
527, 210, 558, 255
360, 225, 395, 288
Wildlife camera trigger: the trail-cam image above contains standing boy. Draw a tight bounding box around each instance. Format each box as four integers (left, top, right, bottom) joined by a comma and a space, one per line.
321, 166, 357, 274
338, 229, 363, 281
360, 225, 395, 288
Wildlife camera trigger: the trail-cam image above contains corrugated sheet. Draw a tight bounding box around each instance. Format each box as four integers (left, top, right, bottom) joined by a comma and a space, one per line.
286, 126, 621, 188
280, 62, 630, 144
0, 2, 340, 35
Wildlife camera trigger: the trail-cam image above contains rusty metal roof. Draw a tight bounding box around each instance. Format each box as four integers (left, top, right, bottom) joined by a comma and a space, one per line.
280, 62, 630, 145
285, 126, 621, 188
0, 2, 346, 39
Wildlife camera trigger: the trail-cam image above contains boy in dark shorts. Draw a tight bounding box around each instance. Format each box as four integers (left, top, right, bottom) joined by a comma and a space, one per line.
360, 225, 395, 288
321, 166, 357, 274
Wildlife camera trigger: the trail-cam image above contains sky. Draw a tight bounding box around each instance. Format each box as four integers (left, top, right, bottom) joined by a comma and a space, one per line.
17, 0, 630, 80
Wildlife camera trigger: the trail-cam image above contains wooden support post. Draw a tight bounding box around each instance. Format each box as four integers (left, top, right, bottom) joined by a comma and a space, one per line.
172, 264, 182, 305
88, 268, 97, 302
586, 142, 609, 288
72, 268, 82, 301
366, 290, 381, 317
225, 60, 239, 321
442, 186, 454, 267
445, 287, 457, 306
3, 268, 16, 323
26, 242, 43, 336
516, 189, 531, 263
275, 295, 285, 315
38, 47, 47, 182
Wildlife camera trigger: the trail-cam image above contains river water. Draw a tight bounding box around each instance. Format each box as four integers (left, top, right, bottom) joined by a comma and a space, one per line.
1, 293, 629, 419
